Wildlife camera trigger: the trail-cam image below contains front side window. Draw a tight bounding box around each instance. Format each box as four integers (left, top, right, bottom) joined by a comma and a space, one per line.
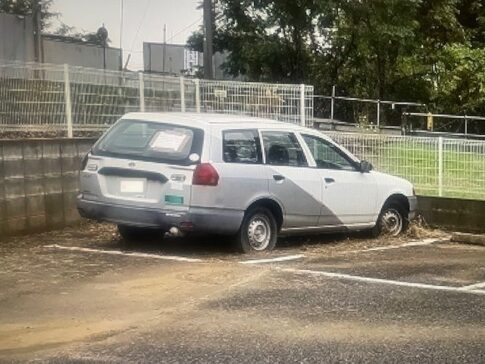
223, 129, 262, 164
302, 134, 356, 171
93, 120, 203, 165
262, 131, 307, 167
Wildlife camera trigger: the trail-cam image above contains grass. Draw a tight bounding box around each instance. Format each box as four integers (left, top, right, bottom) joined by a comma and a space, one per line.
348, 140, 485, 200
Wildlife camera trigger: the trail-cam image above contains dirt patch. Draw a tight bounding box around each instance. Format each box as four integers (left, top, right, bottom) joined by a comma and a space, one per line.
0, 259, 264, 359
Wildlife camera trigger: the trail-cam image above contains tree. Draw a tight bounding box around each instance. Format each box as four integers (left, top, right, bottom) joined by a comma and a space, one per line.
188, 0, 321, 83
0, 0, 110, 47
0, 0, 57, 29
54, 22, 111, 47
188, 0, 485, 120
434, 44, 485, 115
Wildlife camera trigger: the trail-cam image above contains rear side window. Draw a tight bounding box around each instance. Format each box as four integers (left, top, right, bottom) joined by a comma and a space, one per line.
93, 119, 204, 165
262, 131, 307, 167
223, 129, 262, 164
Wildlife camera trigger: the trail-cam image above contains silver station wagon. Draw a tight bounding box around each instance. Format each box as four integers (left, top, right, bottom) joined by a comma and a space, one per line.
77, 113, 417, 253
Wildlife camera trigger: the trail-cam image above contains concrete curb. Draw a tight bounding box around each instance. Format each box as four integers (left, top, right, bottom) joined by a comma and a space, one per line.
451, 233, 485, 247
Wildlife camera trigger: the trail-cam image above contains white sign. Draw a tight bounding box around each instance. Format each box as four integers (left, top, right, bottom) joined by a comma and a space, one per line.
184, 49, 200, 75
150, 131, 188, 151
214, 89, 227, 98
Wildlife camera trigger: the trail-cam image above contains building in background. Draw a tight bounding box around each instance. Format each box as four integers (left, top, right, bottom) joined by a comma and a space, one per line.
143, 43, 202, 76
0, 12, 121, 70
143, 41, 238, 80
0, 13, 35, 63
42, 34, 121, 70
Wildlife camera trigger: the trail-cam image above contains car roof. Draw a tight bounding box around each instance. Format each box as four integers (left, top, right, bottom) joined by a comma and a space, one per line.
122, 112, 306, 130
120, 112, 334, 142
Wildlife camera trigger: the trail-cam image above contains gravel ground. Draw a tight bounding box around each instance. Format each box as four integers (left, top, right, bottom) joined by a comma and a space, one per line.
1, 221, 483, 364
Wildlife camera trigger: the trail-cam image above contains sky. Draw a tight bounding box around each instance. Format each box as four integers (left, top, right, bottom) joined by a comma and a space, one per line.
48, 0, 202, 70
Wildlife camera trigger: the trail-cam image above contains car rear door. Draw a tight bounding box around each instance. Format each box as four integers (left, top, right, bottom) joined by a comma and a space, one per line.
261, 130, 322, 228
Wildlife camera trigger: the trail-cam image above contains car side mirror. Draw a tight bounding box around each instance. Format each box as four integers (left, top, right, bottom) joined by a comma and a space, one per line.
360, 160, 373, 173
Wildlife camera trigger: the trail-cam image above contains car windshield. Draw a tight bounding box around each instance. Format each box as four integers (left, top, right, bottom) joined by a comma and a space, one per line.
92, 119, 204, 165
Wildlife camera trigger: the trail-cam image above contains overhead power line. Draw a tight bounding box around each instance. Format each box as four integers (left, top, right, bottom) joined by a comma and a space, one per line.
166, 16, 203, 43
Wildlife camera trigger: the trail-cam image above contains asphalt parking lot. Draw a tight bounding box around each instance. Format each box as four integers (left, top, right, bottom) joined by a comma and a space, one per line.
0, 223, 484, 363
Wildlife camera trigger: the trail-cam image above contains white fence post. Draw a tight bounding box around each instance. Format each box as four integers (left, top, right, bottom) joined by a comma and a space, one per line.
180, 76, 186, 113
195, 79, 201, 113
376, 99, 381, 129
438, 137, 443, 197
63, 64, 73, 138
138, 72, 145, 112
300, 84, 306, 126
330, 85, 336, 121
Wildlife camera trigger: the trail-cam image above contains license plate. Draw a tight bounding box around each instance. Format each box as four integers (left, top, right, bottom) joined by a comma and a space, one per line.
120, 179, 145, 193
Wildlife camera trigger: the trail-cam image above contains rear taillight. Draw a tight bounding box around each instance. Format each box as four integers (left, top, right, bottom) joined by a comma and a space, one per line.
193, 163, 219, 186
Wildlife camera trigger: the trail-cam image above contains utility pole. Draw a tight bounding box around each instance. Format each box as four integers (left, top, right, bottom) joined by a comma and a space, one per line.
119, 0, 124, 70
203, 0, 214, 79
32, 0, 43, 63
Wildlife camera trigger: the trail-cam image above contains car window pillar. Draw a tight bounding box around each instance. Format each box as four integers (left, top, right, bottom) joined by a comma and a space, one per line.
295, 132, 317, 168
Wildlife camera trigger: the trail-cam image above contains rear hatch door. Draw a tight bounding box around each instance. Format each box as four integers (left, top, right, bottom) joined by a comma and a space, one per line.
88, 119, 204, 211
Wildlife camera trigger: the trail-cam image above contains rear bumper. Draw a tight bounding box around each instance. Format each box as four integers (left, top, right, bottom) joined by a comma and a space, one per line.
407, 196, 418, 220
77, 196, 244, 235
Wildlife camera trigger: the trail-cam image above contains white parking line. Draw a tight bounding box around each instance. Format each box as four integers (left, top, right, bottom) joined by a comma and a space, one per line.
459, 282, 485, 291
348, 237, 450, 253
240, 254, 305, 265
45, 244, 203, 262
278, 267, 485, 295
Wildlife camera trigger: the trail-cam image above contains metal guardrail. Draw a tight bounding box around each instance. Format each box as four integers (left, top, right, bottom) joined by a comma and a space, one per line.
314, 86, 427, 129
403, 112, 485, 136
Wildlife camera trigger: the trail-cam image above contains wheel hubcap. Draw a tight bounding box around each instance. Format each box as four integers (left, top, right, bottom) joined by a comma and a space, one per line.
247, 215, 271, 251
380, 209, 403, 236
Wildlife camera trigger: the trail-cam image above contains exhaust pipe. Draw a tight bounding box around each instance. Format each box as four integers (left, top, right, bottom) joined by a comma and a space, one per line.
168, 226, 185, 237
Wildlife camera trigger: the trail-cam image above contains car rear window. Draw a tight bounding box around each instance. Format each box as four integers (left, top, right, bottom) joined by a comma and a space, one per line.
92, 119, 204, 165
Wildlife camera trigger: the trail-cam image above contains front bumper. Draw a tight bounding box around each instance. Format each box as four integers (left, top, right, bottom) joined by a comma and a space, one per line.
407, 195, 418, 220
77, 196, 244, 235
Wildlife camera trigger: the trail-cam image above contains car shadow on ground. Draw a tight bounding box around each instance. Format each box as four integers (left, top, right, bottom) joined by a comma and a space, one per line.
105, 230, 372, 259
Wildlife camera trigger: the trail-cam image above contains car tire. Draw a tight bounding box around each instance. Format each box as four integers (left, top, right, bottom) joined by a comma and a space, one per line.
234, 207, 278, 253
117, 225, 164, 243
372, 201, 409, 237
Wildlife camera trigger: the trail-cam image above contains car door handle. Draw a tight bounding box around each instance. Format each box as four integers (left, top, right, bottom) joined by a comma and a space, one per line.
273, 174, 285, 181
324, 177, 335, 184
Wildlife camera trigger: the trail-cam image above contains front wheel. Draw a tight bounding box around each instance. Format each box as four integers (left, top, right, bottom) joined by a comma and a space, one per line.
234, 207, 278, 253
372, 202, 409, 237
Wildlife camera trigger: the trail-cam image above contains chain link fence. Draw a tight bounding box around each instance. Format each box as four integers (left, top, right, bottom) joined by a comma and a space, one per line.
326, 131, 485, 200
2, 62, 485, 200
0, 62, 314, 136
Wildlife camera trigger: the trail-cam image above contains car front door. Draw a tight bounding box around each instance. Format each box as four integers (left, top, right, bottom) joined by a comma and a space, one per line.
261, 130, 321, 228
301, 134, 378, 226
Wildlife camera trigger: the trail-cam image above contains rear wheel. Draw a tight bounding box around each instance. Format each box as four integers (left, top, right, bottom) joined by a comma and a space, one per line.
372, 202, 409, 237
234, 207, 278, 253
117, 225, 165, 243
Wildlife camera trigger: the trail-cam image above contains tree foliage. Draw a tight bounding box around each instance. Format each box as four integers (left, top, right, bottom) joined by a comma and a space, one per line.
0, 0, 109, 46
188, 0, 485, 117
0, 0, 56, 29
54, 23, 111, 47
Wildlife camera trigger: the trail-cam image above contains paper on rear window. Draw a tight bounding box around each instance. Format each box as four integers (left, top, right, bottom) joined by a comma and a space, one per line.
149, 130, 191, 153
